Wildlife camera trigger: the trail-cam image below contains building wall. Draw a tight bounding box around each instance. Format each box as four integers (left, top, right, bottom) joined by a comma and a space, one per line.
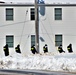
0, 6, 35, 56
0, 5, 76, 56
39, 6, 76, 53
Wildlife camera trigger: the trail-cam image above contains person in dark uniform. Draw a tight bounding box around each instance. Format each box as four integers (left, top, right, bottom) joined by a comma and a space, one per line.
58, 45, 65, 53
67, 43, 73, 53
15, 44, 21, 53
31, 45, 38, 54
43, 44, 48, 53
3, 44, 9, 56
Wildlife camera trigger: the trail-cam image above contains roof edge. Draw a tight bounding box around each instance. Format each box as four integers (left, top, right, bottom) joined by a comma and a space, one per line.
0, 3, 76, 6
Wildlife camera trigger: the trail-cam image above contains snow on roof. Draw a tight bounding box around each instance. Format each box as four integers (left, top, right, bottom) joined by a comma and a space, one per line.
1, 0, 76, 4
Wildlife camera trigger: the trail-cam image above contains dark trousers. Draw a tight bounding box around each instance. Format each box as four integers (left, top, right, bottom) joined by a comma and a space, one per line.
4, 50, 9, 56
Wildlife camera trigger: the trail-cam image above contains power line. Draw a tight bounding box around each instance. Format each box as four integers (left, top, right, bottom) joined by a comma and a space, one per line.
40, 20, 53, 42
0, 20, 30, 28
40, 20, 57, 50
19, 9, 28, 44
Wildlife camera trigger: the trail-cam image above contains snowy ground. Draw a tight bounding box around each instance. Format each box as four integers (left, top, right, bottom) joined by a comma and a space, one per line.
0, 52, 76, 73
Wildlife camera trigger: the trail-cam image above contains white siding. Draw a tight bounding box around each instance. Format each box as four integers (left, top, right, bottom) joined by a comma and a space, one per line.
0, 5, 76, 55
39, 6, 76, 53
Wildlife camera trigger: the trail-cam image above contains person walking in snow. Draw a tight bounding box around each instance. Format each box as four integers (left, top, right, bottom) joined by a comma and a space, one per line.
67, 43, 73, 53
15, 44, 21, 53
31, 45, 38, 54
3, 44, 9, 56
58, 44, 65, 53
43, 44, 48, 53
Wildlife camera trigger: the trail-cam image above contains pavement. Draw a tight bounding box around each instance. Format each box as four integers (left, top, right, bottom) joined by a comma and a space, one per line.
0, 69, 76, 75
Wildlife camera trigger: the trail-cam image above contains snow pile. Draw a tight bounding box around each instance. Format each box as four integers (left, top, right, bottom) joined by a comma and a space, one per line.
0, 53, 76, 72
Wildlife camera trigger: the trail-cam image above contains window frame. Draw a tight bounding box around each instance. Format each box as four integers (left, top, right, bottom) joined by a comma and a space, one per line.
31, 35, 35, 46
6, 35, 14, 48
6, 8, 14, 21
30, 8, 35, 20
55, 8, 62, 20
55, 34, 62, 46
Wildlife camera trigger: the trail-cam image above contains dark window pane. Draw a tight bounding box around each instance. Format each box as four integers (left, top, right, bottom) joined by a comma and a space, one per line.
6, 8, 13, 20
6, 15, 13, 20
55, 8, 62, 20
30, 8, 35, 20
55, 35, 62, 46
31, 15, 35, 20
6, 35, 14, 48
31, 35, 35, 46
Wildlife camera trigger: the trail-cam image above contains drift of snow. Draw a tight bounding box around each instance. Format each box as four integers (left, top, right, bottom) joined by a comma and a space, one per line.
0, 53, 76, 72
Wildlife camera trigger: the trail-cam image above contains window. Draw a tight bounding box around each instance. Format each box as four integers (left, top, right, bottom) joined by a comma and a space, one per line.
55, 8, 62, 20
30, 8, 35, 20
6, 8, 14, 21
31, 35, 35, 46
6, 35, 14, 48
55, 35, 62, 46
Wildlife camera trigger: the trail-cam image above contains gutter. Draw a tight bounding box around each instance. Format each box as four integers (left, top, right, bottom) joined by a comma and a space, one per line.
0, 3, 76, 7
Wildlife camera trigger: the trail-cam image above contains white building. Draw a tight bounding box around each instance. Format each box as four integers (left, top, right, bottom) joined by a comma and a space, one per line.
0, 0, 76, 55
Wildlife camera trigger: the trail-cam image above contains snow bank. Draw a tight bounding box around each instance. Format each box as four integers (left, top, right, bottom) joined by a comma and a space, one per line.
0, 53, 76, 72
